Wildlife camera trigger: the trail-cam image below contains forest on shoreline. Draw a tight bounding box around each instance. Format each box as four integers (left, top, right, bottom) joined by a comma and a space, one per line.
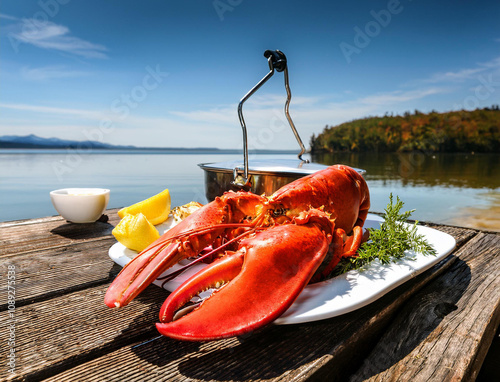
310, 107, 500, 153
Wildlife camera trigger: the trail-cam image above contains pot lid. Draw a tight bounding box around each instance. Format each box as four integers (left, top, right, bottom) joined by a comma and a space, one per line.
198, 159, 365, 177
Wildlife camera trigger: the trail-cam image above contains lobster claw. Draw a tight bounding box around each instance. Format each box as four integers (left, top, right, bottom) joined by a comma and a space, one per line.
156, 211, 333, 341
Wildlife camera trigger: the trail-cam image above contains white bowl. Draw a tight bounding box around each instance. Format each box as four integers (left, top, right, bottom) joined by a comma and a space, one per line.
50, 188, 110, 223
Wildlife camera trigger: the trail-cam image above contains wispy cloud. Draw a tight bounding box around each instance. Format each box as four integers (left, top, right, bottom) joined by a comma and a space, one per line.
424, 68, 485, 83
481, 56, 500, 69
7, 18, 107, 59
166, 86, 450, 148
245, 94, 324, 107
422, 56, 500, 84
175, 87, 447, 122
170, 106, 236, 125
356, 88, 448, 106
0, 102, 104, 119
0, 13, 19, 21
20, 65, 90, 81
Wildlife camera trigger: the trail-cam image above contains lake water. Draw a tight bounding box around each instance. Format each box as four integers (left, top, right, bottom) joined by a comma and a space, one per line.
1, 150, 499, 231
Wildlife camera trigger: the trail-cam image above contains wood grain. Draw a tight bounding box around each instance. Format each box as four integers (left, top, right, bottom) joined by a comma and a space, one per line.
9, 228, 467, 381
1, 213, 497, 382
0, 238, 119, 309
0, 283, 167, 382
349, 232, 500, 382
0, 209, 121, 309
0, 209, 121, 257
422, 222, 477, 247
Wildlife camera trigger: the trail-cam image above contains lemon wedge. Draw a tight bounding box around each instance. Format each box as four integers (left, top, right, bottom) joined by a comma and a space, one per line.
118, 189, 171, 225
112, 213, 160, 252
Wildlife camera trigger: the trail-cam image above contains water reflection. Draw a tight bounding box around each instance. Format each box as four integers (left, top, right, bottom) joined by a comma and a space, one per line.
313, 152, 500, 231
449, 190, 500, 231
313, 152, 500, 189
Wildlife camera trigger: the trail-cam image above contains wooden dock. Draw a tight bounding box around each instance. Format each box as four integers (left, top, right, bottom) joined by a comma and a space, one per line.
1, 209, 499, 381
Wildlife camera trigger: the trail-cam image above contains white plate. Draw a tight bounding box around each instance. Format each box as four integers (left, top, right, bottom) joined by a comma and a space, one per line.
108, 213, 456, 325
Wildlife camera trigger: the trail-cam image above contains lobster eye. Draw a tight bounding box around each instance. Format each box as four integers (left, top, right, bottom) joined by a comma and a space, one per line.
272, 208, 287, 217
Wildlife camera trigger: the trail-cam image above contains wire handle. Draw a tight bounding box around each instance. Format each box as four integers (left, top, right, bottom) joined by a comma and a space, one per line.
233, 50, 308, 188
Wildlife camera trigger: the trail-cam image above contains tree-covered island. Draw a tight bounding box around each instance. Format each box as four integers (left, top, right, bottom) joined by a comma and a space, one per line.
310, 106, 500, 154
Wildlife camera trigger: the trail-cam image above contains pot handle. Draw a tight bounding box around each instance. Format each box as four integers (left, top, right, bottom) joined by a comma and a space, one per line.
233, 50, 308, 188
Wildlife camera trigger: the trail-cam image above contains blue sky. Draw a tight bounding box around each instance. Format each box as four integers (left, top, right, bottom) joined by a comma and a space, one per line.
1, 0, 499, 149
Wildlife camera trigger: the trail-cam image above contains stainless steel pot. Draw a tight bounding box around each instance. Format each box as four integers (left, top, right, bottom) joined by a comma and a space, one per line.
199, 159, 365, 201
198, 50, 365, 201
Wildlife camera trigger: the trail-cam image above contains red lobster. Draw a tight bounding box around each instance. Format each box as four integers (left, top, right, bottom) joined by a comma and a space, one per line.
105, 165, 370, 341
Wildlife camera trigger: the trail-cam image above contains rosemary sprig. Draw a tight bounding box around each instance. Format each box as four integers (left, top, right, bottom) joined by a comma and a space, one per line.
335, 193, 436, 275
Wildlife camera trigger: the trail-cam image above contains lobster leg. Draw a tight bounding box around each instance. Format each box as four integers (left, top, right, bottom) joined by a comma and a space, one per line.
156, 212, 333, 341
311, 225, 365, 282
342, 225, 364, 257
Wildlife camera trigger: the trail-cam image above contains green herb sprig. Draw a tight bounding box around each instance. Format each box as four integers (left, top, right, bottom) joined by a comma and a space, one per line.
336, 193, 436, 275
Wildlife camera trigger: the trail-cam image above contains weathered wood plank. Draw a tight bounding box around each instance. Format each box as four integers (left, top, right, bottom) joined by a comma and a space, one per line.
0, 209, 121, 257
349, 232, 500, 382
0, 282, 168, 382
38, 253, 457, 382
0, 238, 119, 310
40, 331, 315, 382
422, 222, 477, 247
0, 217, 482, 381
18, 234, 466, 381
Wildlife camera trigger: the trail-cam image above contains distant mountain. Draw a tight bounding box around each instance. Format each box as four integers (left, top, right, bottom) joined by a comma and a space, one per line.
0, 134, 136, 149
0, 134, 297, 153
